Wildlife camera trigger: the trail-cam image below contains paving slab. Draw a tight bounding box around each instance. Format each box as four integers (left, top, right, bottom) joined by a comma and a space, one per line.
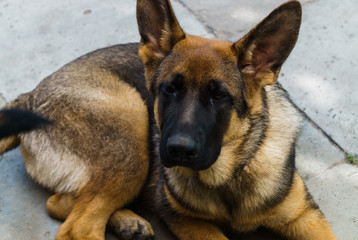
280, 0, 358, 155
305, 163, 358, 240
0, 95, 5, 107
295, 119, 358, 240
0, 149, 60, 240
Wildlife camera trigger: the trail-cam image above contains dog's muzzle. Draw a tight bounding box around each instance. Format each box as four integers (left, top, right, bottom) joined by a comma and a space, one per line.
166, 133, 199, 166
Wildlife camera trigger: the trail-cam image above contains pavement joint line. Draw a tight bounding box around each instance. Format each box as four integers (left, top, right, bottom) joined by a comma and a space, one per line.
176, 0, 218, 38
347, 171, 358, 177
288, 96, 349, 157
305, 159, 347, 181
0, 93, 5, 102
326, 159, 348, 171
302, 0, 322, 7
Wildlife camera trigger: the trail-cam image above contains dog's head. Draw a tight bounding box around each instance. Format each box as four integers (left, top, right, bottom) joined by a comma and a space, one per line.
137, 0, 301, 170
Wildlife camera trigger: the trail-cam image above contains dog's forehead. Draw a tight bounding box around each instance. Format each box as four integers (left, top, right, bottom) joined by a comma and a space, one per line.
162, 35, 240, 88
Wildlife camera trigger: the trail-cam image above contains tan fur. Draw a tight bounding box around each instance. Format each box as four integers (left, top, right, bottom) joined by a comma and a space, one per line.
47, 192, 155, 239
163, 186, 227, 239
0, 135, 20, 153
47, 193, 76, 220
21, 133, 91, 192
167, 217, 228, 240
265, 174, 336, 240
233, 85, 302, 214
163, 184, 211, 221
20, 78, 148, 193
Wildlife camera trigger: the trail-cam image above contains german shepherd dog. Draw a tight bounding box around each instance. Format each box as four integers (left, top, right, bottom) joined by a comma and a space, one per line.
0, 0, 336, 239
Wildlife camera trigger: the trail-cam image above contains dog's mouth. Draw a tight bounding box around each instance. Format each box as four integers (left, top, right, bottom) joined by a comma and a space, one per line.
160, 153, 216, 171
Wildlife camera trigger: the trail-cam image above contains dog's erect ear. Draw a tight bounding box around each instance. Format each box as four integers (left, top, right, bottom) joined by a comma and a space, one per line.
137, 0, 185, 90
234, 1, 302, 87
137, 0, 184, 53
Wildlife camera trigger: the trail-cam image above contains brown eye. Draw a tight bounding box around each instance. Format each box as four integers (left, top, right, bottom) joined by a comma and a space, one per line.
212, 91, 228, 100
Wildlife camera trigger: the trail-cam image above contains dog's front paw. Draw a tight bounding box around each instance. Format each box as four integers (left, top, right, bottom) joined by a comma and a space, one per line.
109, 209, 155, 240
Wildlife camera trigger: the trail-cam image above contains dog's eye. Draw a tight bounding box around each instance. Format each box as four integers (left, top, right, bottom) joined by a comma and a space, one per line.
211, 91, 228, 101
161, 84, 177, 97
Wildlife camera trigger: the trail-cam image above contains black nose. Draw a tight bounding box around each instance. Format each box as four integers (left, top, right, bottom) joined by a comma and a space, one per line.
166, 134, 199, 163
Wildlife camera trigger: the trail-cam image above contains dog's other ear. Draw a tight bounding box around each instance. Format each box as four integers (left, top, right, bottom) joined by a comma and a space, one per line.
137, 0, 185, 90
234, 1, 302, 87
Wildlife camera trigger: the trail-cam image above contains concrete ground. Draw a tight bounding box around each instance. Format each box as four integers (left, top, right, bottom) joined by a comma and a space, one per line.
0, 0, 357, 239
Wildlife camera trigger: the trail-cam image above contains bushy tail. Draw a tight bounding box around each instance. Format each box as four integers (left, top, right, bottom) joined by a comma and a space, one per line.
0, 108, 50, 154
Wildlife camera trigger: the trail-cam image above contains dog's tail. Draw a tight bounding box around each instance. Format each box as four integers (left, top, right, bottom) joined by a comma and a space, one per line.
0, 96, 50, 154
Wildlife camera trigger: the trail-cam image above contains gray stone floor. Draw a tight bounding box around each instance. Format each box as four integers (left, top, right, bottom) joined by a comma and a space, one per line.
0, 0, 357, 239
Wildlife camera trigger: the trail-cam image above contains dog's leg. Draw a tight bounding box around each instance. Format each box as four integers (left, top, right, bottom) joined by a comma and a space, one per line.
47, 193, 154, 239
55, 177, 146, 240
164, 216, 228, 240
264, 173, 336, 240
109, 209, 154, 240
55, 194, 114, 240
46, 193, 76, 220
